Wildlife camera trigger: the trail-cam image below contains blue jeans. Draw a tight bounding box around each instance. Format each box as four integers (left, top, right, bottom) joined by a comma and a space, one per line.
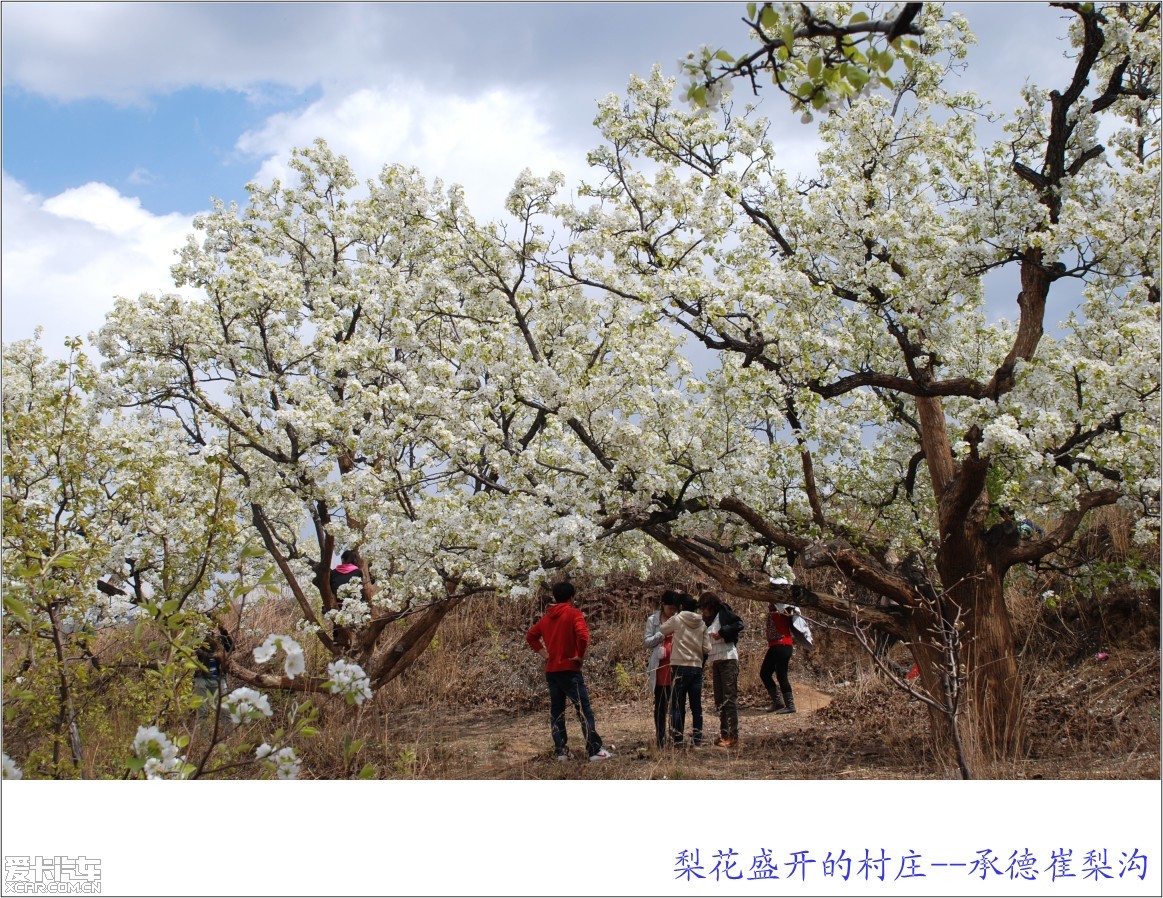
546, 671, 603, 756
669, 665, 704, 746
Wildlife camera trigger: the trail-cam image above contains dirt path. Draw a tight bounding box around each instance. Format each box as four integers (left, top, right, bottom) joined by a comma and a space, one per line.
384, 684, 832, 779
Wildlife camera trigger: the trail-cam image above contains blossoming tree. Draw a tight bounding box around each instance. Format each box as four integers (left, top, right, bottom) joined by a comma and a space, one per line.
2, 336, 239, 776
96, 141, 660, 700
525, 1, 1159, 760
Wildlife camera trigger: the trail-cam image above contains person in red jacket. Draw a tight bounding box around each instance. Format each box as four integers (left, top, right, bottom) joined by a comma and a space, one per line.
526, 582, 611, 761
761, 602, 797, 714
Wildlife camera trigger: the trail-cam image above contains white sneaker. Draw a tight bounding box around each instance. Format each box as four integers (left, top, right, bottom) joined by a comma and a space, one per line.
589, 748, 612, 762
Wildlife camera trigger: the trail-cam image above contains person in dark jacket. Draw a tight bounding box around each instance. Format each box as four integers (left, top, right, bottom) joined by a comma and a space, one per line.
526, 582, 610, 761
194, 620, 234, 718
329, 549, 363, 595
698, 592, 744, 747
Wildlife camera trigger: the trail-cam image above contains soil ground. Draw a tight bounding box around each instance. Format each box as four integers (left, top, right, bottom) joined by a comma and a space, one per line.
363, 657, 1159, 781
380, 685, 836, 780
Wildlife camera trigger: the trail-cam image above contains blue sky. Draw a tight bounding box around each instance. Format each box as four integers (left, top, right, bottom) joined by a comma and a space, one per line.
2, 3, 1078, 353
2, 85, 317, 213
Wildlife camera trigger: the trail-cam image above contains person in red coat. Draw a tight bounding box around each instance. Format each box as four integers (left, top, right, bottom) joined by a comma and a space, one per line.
761, 602, 797, 714
526, 582, 610, 761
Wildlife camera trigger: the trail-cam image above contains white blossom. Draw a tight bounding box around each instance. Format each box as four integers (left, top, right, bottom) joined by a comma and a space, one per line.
253, 634, 306, 680
271, 746, 301, 780
222, 687, 273, 724
255, 742, 300, 779
325, 659, 373, 705
131, 725, 186, 780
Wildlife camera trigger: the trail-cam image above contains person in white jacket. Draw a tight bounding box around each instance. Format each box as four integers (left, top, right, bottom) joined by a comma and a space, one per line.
660, 594, 712, 748
644, 591, 680, 747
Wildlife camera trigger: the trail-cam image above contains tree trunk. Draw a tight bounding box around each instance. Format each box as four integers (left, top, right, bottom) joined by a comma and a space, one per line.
918, 526, 1024, 767
368, 597, 463, 689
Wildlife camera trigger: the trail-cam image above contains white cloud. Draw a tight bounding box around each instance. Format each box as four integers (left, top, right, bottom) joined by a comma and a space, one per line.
1, 174, 201, 353
126, 167, 158, 186
236, 82, 586, 219
0, 80, 587, 357
1, 4, 360, 103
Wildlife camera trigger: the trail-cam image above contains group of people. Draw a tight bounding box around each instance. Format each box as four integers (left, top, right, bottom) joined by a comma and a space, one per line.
645, 590, 798, 749
525, 581, 800, 760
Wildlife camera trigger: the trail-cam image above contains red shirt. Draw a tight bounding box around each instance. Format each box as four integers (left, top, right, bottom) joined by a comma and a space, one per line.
767, 609, 794, 647
656, 634, 674, 687
526, 601, 591, 673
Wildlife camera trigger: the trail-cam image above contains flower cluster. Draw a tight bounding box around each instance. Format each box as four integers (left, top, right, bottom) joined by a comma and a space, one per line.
222, 686, 273, 724
253, 634, 306, 679
256, 743, 302, 780
325, 581, 372, 628
325, 659, 373, 705
132, 725, 186, 780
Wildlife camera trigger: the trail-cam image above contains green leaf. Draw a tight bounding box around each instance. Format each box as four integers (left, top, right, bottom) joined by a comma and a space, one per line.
357, 763, 377, 780
849, 11, 869, 24
299, 726, 319, 738
3, 594, 32, 629
848, 65, 871, 89
125, 757, 146, 773
175, 734, 190, 748
812, 92, 828, 110
807, 55, 823, 79
877, 51, 894, 73
760, 5, 778, 31
781, 24, 795, 49
714, 49, 734, 63
747, 2, 757, 20
51, 552, 78, 570
692, 85, 708, 107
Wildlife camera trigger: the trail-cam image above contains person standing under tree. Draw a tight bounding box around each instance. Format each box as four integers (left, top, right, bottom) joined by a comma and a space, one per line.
193, 619, 234, 720
526, 582, 611, 762
698, 592, 744, 748
661, 593, 711, 749
761, 600, 797, 714
645, 591, 680, 748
